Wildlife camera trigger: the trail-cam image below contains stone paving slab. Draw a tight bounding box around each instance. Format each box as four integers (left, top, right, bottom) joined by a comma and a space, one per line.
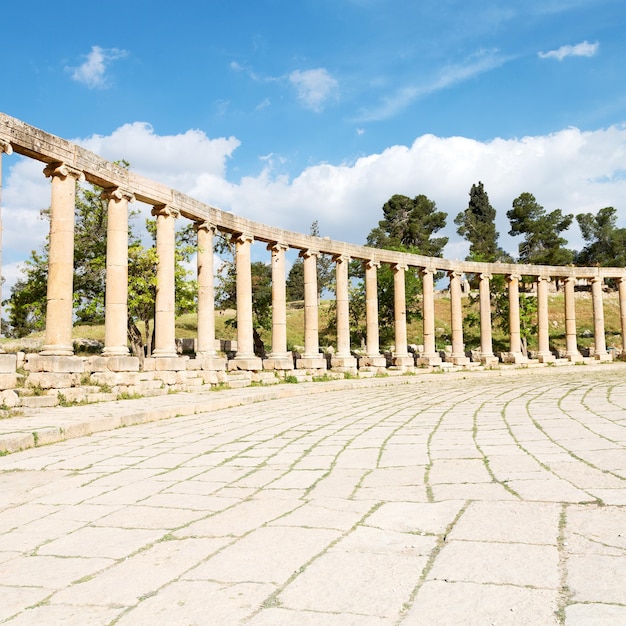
0, 364, 625, 624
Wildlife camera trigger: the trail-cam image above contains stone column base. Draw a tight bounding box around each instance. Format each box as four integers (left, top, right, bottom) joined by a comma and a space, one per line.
537, 353, 556, 364
295, 356, 327, 370
446, 354, 471, 366
417, 353, 442, 366
263, 356, 295, 370
331, 355, 358, 369
228, 356, 263, 371
392, 355, 415, 367
593, 351, 613, 362
193, 356, 227, 371
566, 352, 584, 363
360, 355, 387, 368
479, 354, 500, 366
500, 352, 528, 364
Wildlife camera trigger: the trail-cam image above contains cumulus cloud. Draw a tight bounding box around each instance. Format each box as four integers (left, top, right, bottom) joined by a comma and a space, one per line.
78, 123, 241, 192
3, 123, 626, 296
68, 45, 128, 89
289, 68, 339, 112
538, 40, 599, 61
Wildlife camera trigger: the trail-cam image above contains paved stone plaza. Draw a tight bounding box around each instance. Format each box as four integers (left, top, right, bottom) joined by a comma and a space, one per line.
1, 365, 625, 625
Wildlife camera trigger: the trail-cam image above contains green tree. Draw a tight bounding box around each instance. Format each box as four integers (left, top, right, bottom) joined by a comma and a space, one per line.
575, 207, 626, 267
4, 250, 48, 337
357, 193, 448, 345
507, 192, 574, 266
454, 181, 510, 263
367, 194, 448, 256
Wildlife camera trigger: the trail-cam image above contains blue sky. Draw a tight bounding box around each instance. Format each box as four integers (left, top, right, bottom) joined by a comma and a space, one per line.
3, 0, 626, 292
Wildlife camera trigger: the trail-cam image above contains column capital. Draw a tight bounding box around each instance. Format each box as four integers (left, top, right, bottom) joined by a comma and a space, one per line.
563, 275, 577, 284
267, 241, 289, 253
231, 231, 254, 245
391, 262, 407, 273
479, 273, 492, 281
194, 220, 217, 234
590, 275, 604, 285
363, 259, 380, 270
332, 253, 351, 264
101, 187, 135, 203
537, 275, 551, 283
507, 273, 521, 282
300, 248, 319, 259
43, 162, 85, 182
151, 204, 180, 219
0, 138, 13, 155
420, 267, 437, 277
447, 269, 463, 279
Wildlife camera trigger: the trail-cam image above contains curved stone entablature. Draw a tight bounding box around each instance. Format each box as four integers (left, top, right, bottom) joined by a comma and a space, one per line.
2, 112, 624, 280
2, 111, 626, 408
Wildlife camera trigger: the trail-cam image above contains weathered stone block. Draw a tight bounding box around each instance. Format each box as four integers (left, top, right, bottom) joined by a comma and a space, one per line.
0, 354, 17, 373
1, 389, 19, 407
154, 356, 188, 371
24, 355, 85, 373
27, 372, 79, 389
88, 356, 140, 372
227, 357, 263, 371
0, 374, 17, 390
263, 357, 294, 371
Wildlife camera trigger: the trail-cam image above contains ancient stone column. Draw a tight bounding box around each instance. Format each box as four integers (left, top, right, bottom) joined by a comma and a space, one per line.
195, 221, 218, 359
296, 249, 325, 369
618, 276, 626, 354
101, 188, 134, 357
0, 139, 12, 351
229, 232, 262, 369
363, 260, 386, 367
478, 273, 498, 365
151, 205, 179, 359
392, 263, 413, 367
590, 276, 609, 360
418, 268, 441, 366
448, 271, 469, 365
506, 274, 525, 362
536, 276, 554, 363
41, 163, 85, 356
264, 242, 293, 370
332, 255, 357, 369
563, 276, 582, 362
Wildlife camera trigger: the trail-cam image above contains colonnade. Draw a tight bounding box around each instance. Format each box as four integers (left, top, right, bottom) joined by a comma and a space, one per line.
1, 114, 626, 378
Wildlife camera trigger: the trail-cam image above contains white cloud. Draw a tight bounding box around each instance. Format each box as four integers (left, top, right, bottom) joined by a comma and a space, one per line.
78, 123, 241, 192
4, 123, 626, 297
68, 45, 128, 89
289, 68, 339, 112
538, 40, 599, 61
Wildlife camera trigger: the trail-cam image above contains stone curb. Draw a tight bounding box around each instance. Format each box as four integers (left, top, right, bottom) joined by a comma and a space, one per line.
1, 362, 624, 455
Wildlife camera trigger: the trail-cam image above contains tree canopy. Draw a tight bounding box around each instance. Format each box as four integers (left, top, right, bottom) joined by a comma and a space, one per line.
575, 206, 626, 267
366, 193, 448, 257
507, 192, 574, 265
455, 181, 510, 263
